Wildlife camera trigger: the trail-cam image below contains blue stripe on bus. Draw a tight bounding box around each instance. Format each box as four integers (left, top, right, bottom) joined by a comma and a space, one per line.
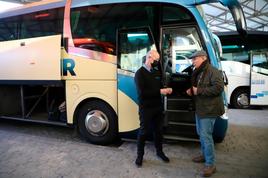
118, 74, 138, 104
251, 91, 268, 98
256, 93, 264, 97
189, 8, 219, 68
263, 91, 268, 95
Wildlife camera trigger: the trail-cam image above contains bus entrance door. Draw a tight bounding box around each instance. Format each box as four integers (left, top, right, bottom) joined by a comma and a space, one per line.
250, 51, 268, 106
161, 26, 200, 141
117, 28, 156, 132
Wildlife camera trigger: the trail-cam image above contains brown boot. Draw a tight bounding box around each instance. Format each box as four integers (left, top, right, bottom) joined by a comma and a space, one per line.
201, 165, 216, 177
192, 155, 205, 163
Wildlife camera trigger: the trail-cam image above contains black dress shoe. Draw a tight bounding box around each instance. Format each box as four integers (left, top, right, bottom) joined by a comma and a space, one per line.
157, 152, 170, 163
135, 156, 143, 167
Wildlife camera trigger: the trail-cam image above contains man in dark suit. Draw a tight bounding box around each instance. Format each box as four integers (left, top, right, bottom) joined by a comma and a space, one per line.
134, 50, 172, 167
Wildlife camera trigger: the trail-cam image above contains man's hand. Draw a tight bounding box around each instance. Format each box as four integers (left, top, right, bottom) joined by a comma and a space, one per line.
192, 87, 197, 95
186, 88, 192, 96
160, 88, 173, 95
186, 87, 198, 96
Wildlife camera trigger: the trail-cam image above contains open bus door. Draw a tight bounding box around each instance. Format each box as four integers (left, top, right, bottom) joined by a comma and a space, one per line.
250, 51, 268, 106
117, 27, 157, 133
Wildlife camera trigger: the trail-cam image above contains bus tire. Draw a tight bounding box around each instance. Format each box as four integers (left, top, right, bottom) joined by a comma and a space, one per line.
77, 100, 118, 145
231, 88, 250, 109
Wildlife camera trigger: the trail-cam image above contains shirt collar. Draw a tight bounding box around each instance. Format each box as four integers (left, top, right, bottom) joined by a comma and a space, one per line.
142, 64, 151, 72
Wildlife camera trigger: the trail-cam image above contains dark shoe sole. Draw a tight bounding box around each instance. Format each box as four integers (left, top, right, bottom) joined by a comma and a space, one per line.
202, 167, 216, 177
135, 157, 143, 168
157, 155, 170, 163
192, 159, 205, 163
135, 163, 142, 168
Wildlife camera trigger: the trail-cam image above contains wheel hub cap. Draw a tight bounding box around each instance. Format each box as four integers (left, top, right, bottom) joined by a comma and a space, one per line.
237, 93, 249, 107
85, 110, 109, 136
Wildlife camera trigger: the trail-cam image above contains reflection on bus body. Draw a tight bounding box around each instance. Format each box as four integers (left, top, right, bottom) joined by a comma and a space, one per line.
73, 38, 115, 55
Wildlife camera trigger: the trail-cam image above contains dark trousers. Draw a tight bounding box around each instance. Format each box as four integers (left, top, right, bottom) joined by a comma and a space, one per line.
137, 107, 164, 157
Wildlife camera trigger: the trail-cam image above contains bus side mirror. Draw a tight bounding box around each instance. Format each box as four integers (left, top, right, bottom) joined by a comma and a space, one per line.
221, 0, 247, 36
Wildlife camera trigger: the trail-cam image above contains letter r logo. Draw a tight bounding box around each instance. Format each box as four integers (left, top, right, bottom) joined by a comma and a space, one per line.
63, 58, 76, 76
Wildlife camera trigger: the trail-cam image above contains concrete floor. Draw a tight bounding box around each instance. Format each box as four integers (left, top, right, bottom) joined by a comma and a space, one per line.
0, 108, 268, 178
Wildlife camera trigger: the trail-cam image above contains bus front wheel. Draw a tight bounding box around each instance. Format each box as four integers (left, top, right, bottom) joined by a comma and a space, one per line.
78, 100, 118, 145
231, 88, 250, 109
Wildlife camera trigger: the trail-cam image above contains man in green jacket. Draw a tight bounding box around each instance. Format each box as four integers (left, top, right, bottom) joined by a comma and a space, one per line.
186, 50, 224, 177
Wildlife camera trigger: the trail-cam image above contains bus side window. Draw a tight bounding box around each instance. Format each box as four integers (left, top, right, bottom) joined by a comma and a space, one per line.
70, 6, 116, 55
20, 8, 64, 39
252, 53, 268, 75
118, 30, 155, 73
0, 16, 19, 41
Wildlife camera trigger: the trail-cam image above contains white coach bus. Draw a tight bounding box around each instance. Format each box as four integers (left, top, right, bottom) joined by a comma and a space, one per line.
218, 31, 268, 109
0, 0, 246, 144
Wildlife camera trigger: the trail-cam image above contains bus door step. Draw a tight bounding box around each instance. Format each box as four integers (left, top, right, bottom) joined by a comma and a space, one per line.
163, 134, 199, 142
166, 96, 194, 111
164, 121, 198, 139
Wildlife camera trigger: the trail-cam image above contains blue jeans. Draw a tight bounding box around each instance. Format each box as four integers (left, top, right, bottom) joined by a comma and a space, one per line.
195, 115, 216, 166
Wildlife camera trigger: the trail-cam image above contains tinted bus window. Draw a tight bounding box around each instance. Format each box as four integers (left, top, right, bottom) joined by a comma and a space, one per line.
0, 16, 19, 41
218, 32, 268, 65
20, 8, 64, 39
252, 53, 268, 75
222, 50, 249, 64
70, 3, 193, 55
70, 3, 159, 55
162, 5, 192, 23
119, 30, 154, 72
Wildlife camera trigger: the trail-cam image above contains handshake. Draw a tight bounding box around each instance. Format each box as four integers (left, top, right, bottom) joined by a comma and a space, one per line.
160, 87, 173, 95
186, 86, 198, 96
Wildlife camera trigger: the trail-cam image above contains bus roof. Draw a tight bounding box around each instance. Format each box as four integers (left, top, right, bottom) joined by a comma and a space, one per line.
0, 0, 66, 19
0, 0, 199, 19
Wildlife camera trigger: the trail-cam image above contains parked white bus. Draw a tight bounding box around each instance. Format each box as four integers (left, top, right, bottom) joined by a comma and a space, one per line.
217, 31, 268, 109
0, 0, 246, 144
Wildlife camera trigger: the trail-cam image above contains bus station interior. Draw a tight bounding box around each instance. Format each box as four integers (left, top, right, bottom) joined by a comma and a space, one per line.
0, 0, 268, 178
